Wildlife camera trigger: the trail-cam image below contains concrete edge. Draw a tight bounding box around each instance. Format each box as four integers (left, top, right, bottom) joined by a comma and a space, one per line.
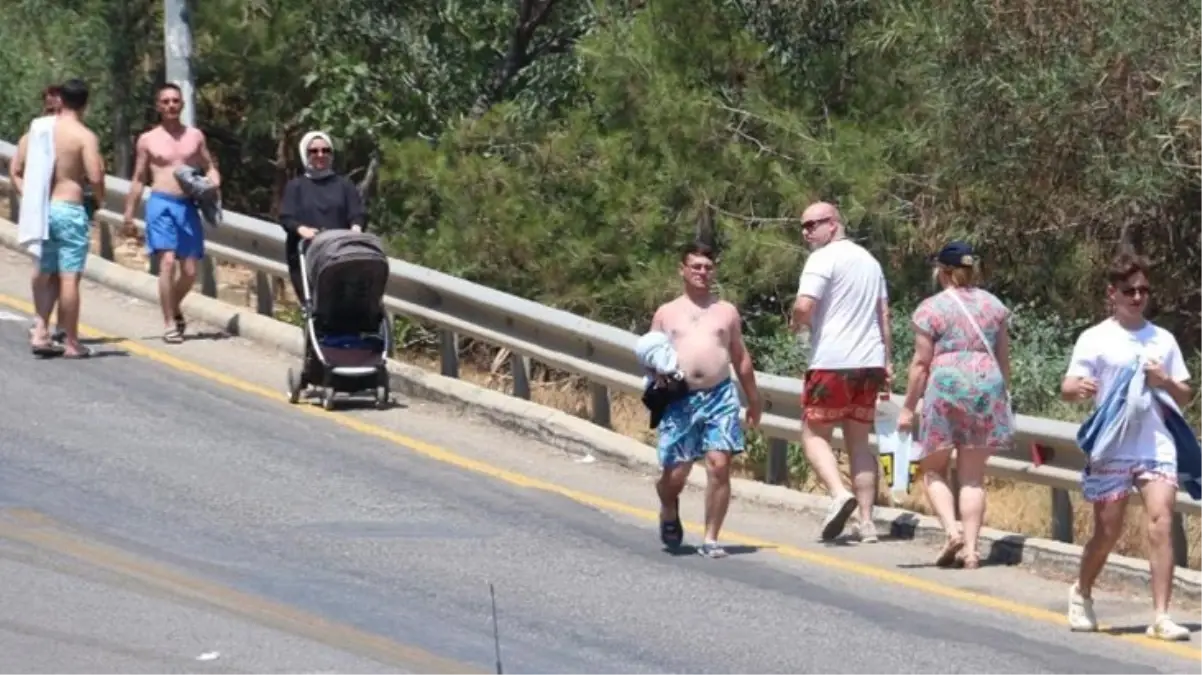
1, 224, 1197, 600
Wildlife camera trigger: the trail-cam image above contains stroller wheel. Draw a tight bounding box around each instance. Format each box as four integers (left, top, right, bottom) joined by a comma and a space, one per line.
286, 368, 303, 404
375, 368, 391, 410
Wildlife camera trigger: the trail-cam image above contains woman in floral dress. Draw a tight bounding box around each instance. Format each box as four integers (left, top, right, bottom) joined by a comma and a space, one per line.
898, 241, 1014, 569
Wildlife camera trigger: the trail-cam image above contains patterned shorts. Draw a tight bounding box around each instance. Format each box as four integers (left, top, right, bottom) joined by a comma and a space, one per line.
1082, 458, 1178, 504
656, 378, 745, 468
802, 367, 887, 425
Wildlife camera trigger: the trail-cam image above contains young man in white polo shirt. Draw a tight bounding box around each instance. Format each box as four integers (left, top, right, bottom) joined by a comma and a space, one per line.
791, 201, 893, 542
1061, 252, 1192, 641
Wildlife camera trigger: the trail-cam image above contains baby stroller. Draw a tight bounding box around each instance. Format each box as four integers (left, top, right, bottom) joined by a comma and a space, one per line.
285, 229, 393, 411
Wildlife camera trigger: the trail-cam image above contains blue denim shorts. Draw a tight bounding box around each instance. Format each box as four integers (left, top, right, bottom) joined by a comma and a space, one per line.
1082, 458, 1177, 504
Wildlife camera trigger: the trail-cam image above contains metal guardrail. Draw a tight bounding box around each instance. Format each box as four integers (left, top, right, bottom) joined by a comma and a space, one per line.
0, 139, 1195, 566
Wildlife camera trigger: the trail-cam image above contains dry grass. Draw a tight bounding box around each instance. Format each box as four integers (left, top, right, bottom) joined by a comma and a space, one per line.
1, 192, 1196, 571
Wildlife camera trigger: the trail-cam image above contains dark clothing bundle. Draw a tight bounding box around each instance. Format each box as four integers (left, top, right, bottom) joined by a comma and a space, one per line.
643, 375, 690, 428
278, 173, 367, 301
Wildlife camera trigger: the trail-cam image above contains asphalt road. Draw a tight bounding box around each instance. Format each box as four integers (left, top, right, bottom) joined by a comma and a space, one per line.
0, 261, 1197, 673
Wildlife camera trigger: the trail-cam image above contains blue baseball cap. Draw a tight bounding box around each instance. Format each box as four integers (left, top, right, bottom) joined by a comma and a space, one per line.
933, 240, 976, 268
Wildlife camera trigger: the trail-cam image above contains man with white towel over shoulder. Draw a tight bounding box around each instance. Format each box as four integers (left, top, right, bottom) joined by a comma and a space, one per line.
10, 78, 105, 358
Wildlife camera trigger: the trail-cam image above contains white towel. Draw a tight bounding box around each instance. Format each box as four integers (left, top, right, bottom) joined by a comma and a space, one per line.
635, 330, 683, 389
16, 115, 57, 259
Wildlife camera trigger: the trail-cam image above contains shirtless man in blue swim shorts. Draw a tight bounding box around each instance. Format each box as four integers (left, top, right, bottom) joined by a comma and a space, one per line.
648, 241, 762, 558
123, 82, 221, 343
11, 79, 104, 358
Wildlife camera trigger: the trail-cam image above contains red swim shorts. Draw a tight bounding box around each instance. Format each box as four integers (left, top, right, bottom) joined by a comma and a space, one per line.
801, 367, 887, 425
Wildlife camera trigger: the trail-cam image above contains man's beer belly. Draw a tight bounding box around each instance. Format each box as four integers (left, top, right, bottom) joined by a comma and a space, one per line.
673, 325, 733, 391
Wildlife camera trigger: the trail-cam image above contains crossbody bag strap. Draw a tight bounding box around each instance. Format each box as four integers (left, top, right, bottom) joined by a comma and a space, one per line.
944, 289, 1011, 404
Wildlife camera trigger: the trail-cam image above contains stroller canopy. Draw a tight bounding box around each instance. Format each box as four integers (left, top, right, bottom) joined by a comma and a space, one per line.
305, 229, 390, 329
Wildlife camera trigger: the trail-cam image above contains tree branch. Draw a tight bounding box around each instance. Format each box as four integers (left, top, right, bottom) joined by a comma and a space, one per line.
468, 0, 562, 120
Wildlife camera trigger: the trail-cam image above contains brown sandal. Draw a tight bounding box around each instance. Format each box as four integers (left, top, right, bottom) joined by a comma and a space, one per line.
935, 535, 964, 568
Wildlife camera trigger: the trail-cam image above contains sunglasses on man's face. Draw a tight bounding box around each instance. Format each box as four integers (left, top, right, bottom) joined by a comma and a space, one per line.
1119, 285, 1151, 298
802, 217, 831, 231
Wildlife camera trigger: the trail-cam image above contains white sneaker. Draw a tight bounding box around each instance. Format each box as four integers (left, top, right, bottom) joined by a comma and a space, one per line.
1067, 583, 1098, 632
821, 492, 857, 542
1146, 614, 1190, 641
857, 519, 879, 543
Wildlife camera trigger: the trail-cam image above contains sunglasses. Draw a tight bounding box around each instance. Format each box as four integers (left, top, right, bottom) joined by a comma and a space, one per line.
802, 217, 832, 231
1119, 285, 1151, 298
308, 147, 332, 156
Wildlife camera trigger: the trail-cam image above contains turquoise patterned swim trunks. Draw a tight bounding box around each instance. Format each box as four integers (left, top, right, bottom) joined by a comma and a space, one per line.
656, 377, 745, 468
38, 201, 91, 274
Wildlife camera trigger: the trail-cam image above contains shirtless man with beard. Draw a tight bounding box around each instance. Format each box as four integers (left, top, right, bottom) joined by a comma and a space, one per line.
650, 241, 762, 558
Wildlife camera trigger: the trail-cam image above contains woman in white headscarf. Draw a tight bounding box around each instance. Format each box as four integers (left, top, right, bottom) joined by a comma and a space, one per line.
278, 130, 367, 301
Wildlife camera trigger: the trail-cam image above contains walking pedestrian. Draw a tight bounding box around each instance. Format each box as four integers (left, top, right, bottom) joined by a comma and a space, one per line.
791, 201, 894, 542
1062, 252, 1194, 641
897, 241, 1014, 568
123, 82, 221, 343
649, 241, 763, 558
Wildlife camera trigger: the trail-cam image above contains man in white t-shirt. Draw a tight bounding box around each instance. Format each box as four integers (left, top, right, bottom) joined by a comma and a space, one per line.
791, 202, 893, 542
1060, 252, 1192, 641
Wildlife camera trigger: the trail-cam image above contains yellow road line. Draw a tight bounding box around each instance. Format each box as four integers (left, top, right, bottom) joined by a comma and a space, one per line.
1, 292, 1197, 660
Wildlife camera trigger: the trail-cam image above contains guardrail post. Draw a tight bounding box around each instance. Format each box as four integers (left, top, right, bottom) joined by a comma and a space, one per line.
1050, 488, 1074, 543
510, 353, 531, 400
590, 383, 611, 428
766, 437, 789, 485
1170, 512, 1188, 568
255, 271, 272, 316
440, 330, 459, 378
200, 257, 217, 298
7, 191, 17, 222
97, 220, 115, 261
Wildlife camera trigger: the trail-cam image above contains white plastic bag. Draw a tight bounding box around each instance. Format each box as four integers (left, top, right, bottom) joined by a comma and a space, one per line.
875, 402, 917, 498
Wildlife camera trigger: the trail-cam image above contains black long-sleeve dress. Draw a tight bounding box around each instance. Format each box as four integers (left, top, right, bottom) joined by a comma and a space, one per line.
278, 173, 367, 301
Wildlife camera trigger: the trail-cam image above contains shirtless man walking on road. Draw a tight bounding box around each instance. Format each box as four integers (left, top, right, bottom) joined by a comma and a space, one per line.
123, 82, 221, 343
14, 84, 66, 344
11, 79, 104, 358
650, 241, 763, 558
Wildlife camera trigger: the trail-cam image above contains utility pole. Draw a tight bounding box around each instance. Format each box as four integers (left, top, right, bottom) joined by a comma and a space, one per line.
160, 0, 215, 296
163, 0, 196, 128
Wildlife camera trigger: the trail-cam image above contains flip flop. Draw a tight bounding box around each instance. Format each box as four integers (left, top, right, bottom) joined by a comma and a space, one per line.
63, 345, 93, 359
31, 341, 65, 358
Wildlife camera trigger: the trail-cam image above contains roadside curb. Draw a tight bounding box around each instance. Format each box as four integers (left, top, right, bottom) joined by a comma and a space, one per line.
1, 223, 1197, 601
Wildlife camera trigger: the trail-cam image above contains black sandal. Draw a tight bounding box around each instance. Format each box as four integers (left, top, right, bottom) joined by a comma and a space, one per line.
659, 497, 684, 549
31, 340, 65, 358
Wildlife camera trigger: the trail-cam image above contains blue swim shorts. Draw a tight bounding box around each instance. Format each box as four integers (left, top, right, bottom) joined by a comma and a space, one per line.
145, 191, 204, 259
39, 201, 91, 274
656, 377, 746, 469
